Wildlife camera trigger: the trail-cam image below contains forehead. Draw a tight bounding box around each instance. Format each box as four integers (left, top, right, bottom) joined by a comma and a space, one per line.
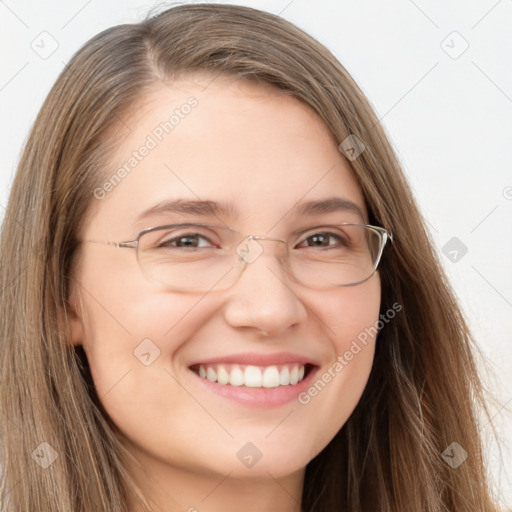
84, 73, 367, 237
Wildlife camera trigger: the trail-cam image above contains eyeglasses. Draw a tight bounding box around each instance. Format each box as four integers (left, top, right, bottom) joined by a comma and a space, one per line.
82, 222, 392, 292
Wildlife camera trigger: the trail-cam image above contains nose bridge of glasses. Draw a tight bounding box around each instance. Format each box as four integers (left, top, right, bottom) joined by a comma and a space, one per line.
249, 234, 287, 244
234, 233, 288, 267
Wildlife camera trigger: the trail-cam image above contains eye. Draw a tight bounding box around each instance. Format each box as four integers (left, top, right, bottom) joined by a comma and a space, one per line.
158, 232, 215, 249
297, 231, 349, 249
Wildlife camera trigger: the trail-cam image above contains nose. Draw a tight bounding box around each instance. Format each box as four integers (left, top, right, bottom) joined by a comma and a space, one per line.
222, 237, 307, 337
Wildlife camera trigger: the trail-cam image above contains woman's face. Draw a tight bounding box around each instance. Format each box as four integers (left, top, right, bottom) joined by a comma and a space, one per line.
69, 73, 381, 486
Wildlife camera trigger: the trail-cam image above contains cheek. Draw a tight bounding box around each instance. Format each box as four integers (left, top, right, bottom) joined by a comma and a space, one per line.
75, 256, 208, 409
81, 289, 202, 389
297, 276, 381, 447
79, 286, 216, 462
321, 276, 381, 341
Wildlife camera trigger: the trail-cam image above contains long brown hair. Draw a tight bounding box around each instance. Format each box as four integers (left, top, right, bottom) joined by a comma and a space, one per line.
0, 4, 499, 511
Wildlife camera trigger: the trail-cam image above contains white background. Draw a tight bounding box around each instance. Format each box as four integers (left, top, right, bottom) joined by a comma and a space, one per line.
1, 0, 510, 508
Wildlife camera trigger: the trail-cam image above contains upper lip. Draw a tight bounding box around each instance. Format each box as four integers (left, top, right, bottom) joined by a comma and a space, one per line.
188, 351, 319, 368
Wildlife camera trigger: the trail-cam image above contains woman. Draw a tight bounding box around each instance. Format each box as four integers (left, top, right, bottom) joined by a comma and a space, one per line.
0, 4, 500, 511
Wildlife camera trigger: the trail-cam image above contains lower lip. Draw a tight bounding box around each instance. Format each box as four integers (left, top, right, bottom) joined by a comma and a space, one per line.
190, 366, 318, 407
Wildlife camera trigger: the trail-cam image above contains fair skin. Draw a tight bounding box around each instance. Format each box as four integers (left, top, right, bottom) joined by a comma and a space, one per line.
68, 73, 381, 512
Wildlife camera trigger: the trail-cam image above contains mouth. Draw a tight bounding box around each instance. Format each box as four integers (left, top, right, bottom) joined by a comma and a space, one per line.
187, 353, 319, 407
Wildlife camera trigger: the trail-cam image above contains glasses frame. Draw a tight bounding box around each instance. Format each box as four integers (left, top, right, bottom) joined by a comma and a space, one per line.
82, 222, 393, 290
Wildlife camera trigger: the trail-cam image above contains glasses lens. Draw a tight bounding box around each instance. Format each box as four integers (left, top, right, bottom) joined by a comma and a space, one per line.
137, 225, 238, 291
291, 224, 384, 287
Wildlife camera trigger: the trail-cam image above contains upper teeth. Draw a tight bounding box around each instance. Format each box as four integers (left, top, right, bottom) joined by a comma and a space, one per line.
196, 364, 306, 387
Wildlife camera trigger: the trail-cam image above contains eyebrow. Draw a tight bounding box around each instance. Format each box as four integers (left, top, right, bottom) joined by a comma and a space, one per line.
135, 196, 365, 224
293, 197, 364, 219
135, 198, 238, 223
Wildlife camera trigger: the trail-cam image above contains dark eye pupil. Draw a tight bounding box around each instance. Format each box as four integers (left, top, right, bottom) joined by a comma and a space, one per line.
308, 234, 328, 246
177, 236, 198, 247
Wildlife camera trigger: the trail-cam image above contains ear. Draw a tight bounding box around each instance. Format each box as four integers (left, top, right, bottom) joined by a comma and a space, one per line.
66, 277, 85, 348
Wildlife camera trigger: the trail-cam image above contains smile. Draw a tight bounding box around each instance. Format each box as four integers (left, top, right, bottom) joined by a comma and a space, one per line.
188, 352, 319, 407
191, 363, 309, 387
